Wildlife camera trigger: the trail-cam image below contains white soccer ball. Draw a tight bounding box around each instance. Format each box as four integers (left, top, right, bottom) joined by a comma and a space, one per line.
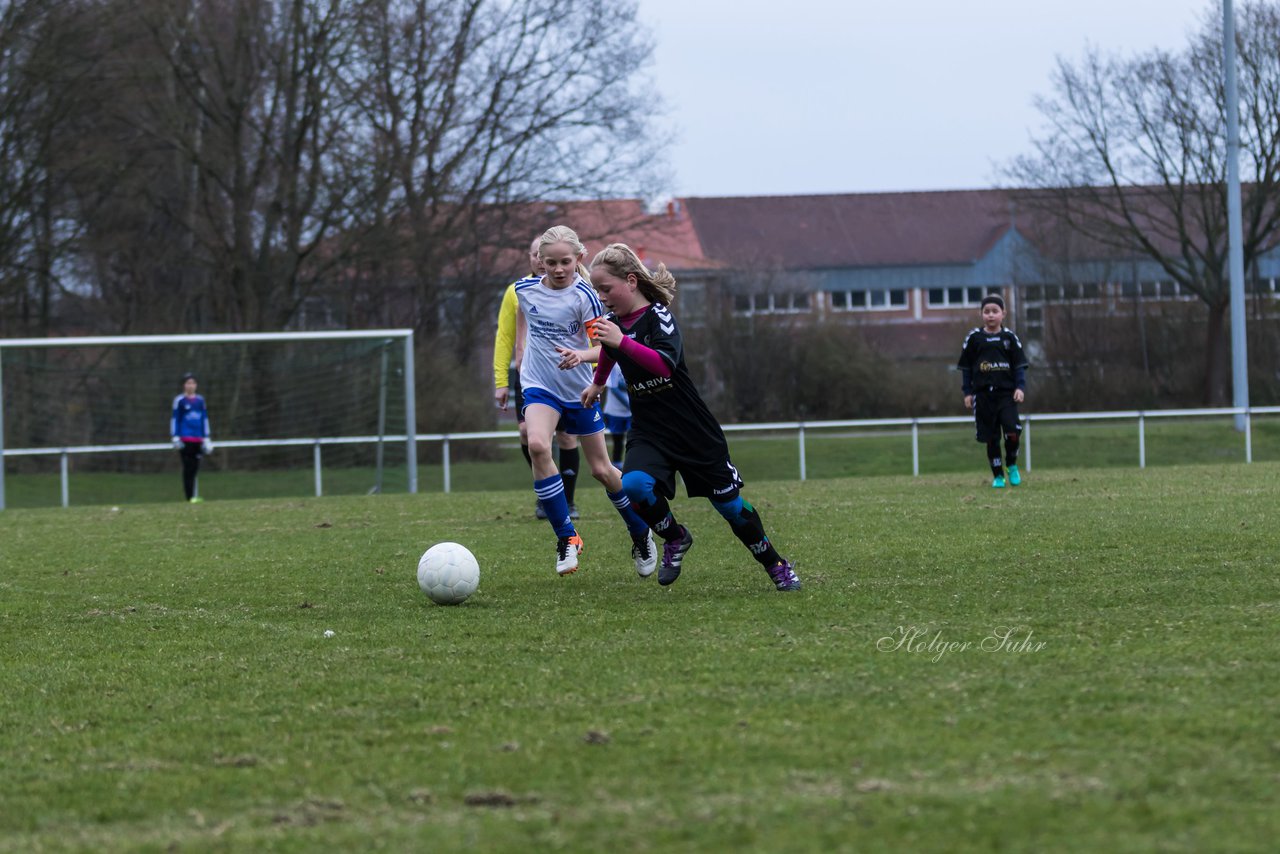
417, 542, 480, 605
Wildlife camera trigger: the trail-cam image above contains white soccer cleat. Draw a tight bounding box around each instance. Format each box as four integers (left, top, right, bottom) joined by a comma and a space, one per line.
632, 530, 657, 578
556, 533, 584, 576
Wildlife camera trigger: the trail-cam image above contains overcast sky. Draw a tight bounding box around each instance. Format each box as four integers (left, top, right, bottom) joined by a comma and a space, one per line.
635, 0, 1215, 198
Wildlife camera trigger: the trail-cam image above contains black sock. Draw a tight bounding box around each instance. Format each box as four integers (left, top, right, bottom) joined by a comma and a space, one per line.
180, 445, 200, 499
630, 494, 681, 541
611, 433, 625, 462
986, 440, 1003, 476
727, 501, 783, 568
559, 447, 579, 504
1004, 432, 1020, 467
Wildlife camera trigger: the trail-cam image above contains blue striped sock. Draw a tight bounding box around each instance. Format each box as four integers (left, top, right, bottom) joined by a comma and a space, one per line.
607, 489, 650, 538
534, 475, 575, 537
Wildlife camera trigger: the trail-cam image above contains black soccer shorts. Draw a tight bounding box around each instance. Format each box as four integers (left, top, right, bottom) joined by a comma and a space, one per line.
623, 438, 744, 501
973, 391, 1022, 443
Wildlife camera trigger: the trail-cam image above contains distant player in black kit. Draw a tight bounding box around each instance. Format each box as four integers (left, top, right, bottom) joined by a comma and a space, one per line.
579, 243, 801, 591
956, 294, 1029, 488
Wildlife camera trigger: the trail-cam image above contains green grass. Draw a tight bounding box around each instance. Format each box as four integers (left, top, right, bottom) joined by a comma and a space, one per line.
1, 464, 1277, 851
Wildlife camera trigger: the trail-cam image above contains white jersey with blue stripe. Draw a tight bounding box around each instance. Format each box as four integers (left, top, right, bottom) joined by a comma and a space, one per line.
602, 363, 631, 417
515, 273, 604, 404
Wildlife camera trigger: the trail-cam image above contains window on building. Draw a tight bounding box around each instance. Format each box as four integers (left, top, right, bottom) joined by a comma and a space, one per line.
831, 288, 907, 311
1119, 280, 1185, 300
926, 286, 986, 308
732, 292, 814, 316
1022, 282, 1105, 303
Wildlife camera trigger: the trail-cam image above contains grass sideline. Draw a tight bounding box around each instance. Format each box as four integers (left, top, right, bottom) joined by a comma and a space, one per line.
1, 465, 1277, 851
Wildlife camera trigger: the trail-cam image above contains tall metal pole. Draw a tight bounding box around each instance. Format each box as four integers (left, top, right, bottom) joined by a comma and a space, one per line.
1224, 0, 1249, 429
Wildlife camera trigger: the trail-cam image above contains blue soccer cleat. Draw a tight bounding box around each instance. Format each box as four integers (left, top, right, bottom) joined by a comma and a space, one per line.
992, 475, 1006, 489
1007, 465, 1021, 486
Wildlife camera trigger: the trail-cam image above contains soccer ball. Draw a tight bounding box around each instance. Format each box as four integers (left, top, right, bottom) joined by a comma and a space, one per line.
417, 542, 480, 605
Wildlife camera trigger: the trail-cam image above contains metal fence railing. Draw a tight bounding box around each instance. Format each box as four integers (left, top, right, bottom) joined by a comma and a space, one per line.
3, 406, 1278, 509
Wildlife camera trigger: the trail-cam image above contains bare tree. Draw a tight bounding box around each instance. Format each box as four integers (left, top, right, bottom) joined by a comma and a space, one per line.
0, 0, 103, 336
2, 0, 664, 347
339, 0, 664, 349
128, 0, 369, 332
1008, 2, 1280, 404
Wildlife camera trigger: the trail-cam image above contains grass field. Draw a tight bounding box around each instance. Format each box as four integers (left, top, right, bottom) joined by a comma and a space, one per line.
1, 464, 1278, 851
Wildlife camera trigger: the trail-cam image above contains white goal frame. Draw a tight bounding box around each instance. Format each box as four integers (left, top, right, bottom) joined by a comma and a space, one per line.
0, 330, 417, 510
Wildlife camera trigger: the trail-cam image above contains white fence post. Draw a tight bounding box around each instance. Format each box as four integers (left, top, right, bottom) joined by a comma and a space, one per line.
798, 424, 806, 482
1138, 413, 1146, 469
404, 332, 417, 495
1024, 417, 1031, 472
1245, 408, 1253, 463
0, 356, 5, 511
313, 443, 323, 497
60, 452, 69, 508
911, 420, 920, 477
442, 436, 452, 494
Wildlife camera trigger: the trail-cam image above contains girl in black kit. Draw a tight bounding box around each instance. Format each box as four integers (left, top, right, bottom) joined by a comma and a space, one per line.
956, 294, 1030, 488
578, 243, 800, 592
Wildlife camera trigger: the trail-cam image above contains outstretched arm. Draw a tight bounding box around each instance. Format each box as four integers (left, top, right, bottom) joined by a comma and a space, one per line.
556, 344, 601, 369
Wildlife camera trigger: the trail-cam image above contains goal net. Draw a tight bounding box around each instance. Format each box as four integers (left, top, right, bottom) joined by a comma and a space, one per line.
0, 331, 416, 507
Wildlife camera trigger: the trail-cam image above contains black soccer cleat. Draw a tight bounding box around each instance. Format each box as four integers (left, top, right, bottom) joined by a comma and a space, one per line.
658, 526, 694, 586
765, 559, 802, 592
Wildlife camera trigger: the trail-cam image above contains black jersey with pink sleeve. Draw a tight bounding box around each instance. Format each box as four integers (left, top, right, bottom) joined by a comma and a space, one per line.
600, 303, 730, 466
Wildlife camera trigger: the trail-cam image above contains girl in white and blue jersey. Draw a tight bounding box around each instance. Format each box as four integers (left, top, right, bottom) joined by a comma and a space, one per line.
515, 225, 655, 578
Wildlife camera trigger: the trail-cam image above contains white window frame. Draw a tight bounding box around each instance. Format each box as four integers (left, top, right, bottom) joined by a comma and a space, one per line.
733, 292, 813, 316
926, 286, 987, 308
831, 289, 908, 312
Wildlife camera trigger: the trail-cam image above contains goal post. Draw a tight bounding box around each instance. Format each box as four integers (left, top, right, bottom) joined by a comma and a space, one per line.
0, 330, 417, 510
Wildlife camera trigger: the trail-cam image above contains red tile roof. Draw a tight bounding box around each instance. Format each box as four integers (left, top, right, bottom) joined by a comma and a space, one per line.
681, 190, 1018, 269
491, 198, 722, 279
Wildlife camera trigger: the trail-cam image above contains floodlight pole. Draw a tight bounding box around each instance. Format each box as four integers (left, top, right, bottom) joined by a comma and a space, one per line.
1224, 0, 1249, 430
